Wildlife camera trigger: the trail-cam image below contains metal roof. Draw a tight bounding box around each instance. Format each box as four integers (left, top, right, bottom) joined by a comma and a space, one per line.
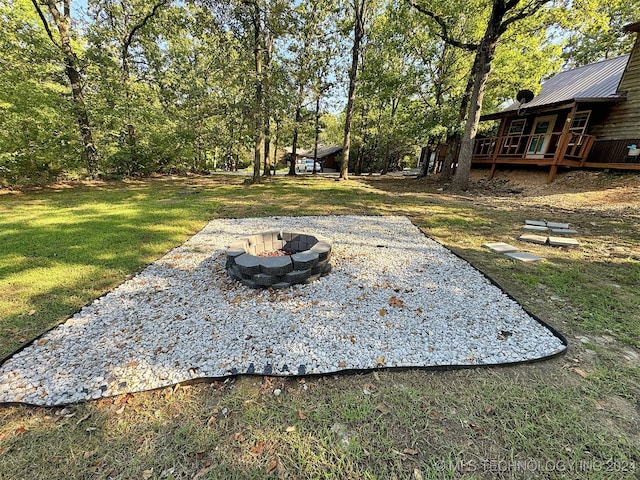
297, 145, 343, 159
502, 54, 630, 112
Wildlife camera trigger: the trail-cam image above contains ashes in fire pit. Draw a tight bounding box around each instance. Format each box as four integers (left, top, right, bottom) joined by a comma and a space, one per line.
225, 231, 332, 288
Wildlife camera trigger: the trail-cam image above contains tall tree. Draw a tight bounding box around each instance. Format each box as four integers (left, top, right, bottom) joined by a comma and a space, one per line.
408, 0, 556, 190
98, 0, 168, 148
246, 0, 265, 183
284, 0, 338, 176
0, 0, 79, 184
31, 0, 99, 176
340, 0, 368, 180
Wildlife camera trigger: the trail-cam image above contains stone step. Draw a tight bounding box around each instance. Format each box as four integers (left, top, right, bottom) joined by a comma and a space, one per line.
547, 221, 571, 229
519, 234, 548, 245
525, 220, 547, 227
504, 252, 544, 262
548, 236, 580, 247
482, 242, 519, 253
550, 228, 578, 235
523, 225, 548, 232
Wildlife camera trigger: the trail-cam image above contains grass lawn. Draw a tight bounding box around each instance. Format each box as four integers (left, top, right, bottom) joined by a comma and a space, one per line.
0, 172, 639, 479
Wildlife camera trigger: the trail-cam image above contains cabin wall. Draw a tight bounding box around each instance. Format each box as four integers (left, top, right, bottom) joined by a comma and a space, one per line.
322, 153, 339, 170
586, 138, 640, 163
590, 35, 640, 140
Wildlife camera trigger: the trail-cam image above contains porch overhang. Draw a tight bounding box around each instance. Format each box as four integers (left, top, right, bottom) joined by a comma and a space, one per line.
480, 96, 626, 122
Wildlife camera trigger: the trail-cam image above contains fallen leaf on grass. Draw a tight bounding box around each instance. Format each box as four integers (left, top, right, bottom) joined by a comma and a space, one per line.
286, 426, 296, 433
15, 426, 26, 435
469, 423, 482, 432
574, 368, 589, 378
297, 410, 307, 420
376, 403, 390, 414
363, 383, 376, 395
403, 448, 418, 456
250, 441, 266, 455
83, 450, 97, 459
413, 468, 424, 480
267, 457, 280, 474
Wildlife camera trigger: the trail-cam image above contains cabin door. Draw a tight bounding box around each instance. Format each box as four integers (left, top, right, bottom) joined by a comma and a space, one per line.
526, 115, 557, 158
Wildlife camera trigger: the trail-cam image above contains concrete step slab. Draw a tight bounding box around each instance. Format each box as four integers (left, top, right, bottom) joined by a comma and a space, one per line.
525, 220, 547, 227
482, 242, 520, 253
523, 225, 548, 232
548, 236, 580, 247
519, 234, 548, 245
550, 228, 578, 235
547, 221, 570, 229
504, 252, 544, 262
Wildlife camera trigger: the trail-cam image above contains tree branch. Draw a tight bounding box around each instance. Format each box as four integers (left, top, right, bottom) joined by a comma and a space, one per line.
31, 0, 61, 49
405, 0, 479, 51
123, 0, 169, 51
499, 0, 550, 34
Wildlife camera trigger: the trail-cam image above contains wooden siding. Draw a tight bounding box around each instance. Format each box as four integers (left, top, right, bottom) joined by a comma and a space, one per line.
585, 138, 640, 164
590, 35, 640, 140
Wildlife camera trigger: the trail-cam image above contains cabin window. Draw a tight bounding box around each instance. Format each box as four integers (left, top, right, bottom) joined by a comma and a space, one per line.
569, 111, 591, 134
500, 119, 527, 155
508, 119, 526, 135
568, 111, 591, 145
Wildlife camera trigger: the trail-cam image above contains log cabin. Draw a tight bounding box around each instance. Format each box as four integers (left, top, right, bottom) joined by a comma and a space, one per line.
472, 20, 640, 182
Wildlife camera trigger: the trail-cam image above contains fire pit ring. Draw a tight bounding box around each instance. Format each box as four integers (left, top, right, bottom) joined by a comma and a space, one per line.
225, 231, 332, 288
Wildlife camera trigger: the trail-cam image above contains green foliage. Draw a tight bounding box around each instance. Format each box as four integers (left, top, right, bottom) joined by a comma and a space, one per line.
561, 0, 640, 67
0, 0, 81, 185
0, 0, 635, 185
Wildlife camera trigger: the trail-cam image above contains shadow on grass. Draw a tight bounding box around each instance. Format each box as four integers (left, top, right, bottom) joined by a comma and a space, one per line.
1, 363, 639, 479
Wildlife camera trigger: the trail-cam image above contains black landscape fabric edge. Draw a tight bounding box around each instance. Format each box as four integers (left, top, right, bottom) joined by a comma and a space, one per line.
0, 215, 568, 407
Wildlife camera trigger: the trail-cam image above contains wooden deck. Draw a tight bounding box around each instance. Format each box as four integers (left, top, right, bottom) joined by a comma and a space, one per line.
469, 132, 640, 181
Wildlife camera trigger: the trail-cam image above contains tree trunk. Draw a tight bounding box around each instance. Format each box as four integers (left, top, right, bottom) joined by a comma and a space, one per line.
440, 132, 459, 178
34, 0, 99, 176
451, 2, 508, 191
288, 83, 305, 176
250, 1, 263, 183
312, 95, 320, 174
272, 117, 280, 175
262, 19, 273, 177
340, 0, 367, 180
354, 103, 367, 175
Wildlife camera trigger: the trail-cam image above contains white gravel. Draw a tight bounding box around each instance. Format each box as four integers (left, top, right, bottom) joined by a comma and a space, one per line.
0, 216, 566, 406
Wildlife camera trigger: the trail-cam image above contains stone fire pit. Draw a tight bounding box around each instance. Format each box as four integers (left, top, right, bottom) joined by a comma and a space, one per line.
225, 231, 332, 288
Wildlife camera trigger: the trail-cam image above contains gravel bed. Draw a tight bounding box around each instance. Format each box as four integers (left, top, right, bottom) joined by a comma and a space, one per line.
0, 216, 566, 406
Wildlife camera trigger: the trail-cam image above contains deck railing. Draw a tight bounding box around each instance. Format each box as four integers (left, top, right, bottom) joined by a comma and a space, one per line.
473, 132, 596, 165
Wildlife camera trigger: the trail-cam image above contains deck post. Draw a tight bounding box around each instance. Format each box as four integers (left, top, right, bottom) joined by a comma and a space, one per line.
489, 119, 508, 179
547, 103, 577, 183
